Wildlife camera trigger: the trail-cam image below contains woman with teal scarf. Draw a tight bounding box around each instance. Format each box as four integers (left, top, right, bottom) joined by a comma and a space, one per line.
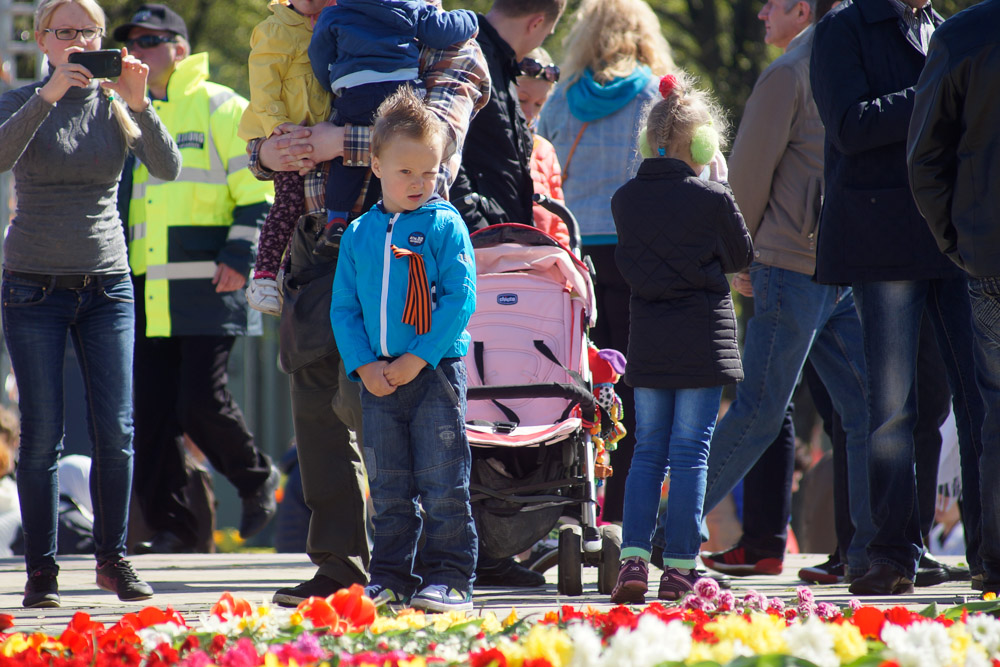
536, 0, 675, 525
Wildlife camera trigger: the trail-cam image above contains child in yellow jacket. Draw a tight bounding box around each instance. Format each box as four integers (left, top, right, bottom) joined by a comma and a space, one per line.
239, 0, 332, 316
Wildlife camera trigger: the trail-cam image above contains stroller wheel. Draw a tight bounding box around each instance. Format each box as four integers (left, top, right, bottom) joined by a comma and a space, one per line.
596, 524, 623, 595
558, 525, 583, 596
527, 547, 559, 574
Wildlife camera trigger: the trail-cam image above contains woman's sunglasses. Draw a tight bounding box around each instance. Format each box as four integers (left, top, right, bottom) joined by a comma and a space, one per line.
519, 58, 560, 83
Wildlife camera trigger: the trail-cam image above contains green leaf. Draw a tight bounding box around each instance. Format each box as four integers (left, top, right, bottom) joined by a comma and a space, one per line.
941, 600, 1000, 620
918, 602, 939, 618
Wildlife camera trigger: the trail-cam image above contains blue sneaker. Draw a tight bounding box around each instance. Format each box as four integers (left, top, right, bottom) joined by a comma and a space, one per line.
364, 583, 408, 609
410, 584, 472, 612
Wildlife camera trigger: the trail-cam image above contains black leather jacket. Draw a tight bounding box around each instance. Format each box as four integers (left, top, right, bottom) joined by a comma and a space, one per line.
907, 0, 1000, 277
448, 16, 534, 231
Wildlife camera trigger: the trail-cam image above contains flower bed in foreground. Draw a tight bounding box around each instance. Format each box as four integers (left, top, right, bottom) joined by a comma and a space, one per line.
1, 582, 998, 667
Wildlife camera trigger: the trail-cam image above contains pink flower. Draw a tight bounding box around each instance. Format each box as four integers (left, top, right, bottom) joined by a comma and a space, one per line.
682, 594, 706, 611
694, 577, 720, 601
743, 590, 767, 611
798, 601, 818, 618
717, 590, 736, 611
768, 597, 786, 613
797, 586, 814, 604
849, 598, 863, 611
180, 651, 216, 667
219, 637, 261, 667
816, 602, 840, 619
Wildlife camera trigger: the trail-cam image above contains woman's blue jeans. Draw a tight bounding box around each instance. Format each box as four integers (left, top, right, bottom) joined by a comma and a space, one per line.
2, 272, 135, 574
622, 386, 722, 567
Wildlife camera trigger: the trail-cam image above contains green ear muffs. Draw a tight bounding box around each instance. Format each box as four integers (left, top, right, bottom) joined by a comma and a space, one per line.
691, 124, 719, 166
638, 126, 655, 159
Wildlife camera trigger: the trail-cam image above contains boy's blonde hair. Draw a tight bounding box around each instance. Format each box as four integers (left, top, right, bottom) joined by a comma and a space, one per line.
644, 72, 728, 166
35, 0, 141, 146
560, 0, 675, 85
371, 86, 448, 157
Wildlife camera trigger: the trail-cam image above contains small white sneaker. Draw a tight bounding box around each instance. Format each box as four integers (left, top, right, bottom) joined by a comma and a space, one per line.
246, 278, 280, 316
410, 584, 472, 612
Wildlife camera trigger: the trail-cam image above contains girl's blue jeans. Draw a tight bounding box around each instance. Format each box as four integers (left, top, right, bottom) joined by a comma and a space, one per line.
2, 272, 135, 575
621, 385, 722, 567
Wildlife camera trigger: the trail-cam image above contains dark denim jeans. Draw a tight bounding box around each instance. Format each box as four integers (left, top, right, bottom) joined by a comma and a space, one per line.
853, 278, 985, 578
1, 272, 135, 574
362, 358, 477, 595
622, 386, 722, 567
967, 276, 1000, 586
654, 265, 873, 575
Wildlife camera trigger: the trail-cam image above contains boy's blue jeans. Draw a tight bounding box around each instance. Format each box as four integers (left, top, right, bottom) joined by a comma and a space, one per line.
362, 358, 478, 595
2, 272, 135, 575
622, 386, 722, 567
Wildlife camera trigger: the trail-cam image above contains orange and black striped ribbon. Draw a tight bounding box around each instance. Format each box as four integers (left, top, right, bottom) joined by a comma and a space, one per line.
390, 244, 432, 334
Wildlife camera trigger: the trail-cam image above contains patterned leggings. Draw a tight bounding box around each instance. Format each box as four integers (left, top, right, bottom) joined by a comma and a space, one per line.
254, 170, 306, 278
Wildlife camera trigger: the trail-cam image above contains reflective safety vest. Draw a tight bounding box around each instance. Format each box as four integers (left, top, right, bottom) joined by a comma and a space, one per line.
127, 53, 273, 338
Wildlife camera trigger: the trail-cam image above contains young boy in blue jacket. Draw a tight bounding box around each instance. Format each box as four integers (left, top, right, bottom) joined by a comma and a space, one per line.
330, 86, 478, 612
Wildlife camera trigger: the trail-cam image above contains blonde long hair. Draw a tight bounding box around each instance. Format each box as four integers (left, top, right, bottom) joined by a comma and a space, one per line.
560, 0, 675, 85
35, 0, 141, 145
644, 72, 728, 165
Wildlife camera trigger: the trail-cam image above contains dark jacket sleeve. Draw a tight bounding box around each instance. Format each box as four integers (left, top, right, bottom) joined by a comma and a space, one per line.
715, 185, 754, 274
906, 35, 962, 267
811, 14, 915, 157
449, 162, 508, 231
308, 12, 336, 92
414, 6, 478, 49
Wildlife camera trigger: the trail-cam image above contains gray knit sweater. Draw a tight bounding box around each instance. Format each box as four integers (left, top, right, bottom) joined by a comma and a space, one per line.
0, 79, 180, 274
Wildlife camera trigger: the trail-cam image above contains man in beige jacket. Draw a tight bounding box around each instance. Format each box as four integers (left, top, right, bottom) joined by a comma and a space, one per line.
657, 0, 873, 587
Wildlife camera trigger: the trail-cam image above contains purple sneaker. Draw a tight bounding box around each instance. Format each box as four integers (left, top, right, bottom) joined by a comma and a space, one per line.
610, 557, 648, 604
658, 566, 700, 601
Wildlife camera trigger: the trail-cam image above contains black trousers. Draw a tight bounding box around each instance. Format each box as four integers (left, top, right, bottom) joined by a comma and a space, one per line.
739, 407, 796, 556
585, 245, 636, 523
132, 276, 272, 546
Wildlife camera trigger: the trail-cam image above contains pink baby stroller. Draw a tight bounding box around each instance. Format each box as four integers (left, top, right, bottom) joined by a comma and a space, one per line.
463, 199, 622, 596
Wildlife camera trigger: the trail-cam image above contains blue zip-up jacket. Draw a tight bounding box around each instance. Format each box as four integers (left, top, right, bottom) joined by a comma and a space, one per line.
331, 197, 477, 380
309, 0, 478, 95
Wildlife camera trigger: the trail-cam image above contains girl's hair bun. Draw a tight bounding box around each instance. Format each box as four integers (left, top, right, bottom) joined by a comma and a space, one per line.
659, 74, 678, 99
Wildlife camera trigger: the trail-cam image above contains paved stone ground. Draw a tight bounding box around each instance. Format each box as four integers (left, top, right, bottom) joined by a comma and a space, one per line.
0, 553, 984, 634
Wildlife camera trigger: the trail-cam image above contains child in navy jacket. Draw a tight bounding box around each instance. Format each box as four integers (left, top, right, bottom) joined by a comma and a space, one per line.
309, 0, 477, 241
330, 86, 478, 612
609, 73, 753, 604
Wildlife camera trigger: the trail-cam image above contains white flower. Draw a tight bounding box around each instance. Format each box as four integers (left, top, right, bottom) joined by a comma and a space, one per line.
966, 614, 1000, 658
601, 616, 692, 667
783, 616, 838, 667
881, 622, 952, 667
566, 622, 603, 667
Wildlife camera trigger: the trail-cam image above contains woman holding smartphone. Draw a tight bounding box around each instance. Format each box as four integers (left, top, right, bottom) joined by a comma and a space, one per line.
0, 0, 180, 608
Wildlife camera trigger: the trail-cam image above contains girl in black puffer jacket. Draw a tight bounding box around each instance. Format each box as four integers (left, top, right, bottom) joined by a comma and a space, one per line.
609, 73, 753, 604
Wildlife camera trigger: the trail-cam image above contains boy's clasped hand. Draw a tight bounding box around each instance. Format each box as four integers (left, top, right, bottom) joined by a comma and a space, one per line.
358, 354, 427, 396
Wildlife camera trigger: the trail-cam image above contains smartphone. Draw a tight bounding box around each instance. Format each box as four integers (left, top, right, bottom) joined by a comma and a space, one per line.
68, 49, 122, 79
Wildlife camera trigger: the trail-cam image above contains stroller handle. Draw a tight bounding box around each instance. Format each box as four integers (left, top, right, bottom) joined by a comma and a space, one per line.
533, 193, 582, 257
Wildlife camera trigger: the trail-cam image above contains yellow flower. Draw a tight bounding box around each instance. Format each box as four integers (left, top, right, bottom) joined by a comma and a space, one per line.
400, 658, 427, 667
828, 621, 868, 664
289, 612, 304, 626
524, 624, 573, 667
432, 610, 471, 632
948, 623, 973, 666
708, 613, 787, 655
499, 639, 528, 667
0, 633, 30, 657
480, 612, 502, 634
985, 592, 997, 601
503, 608, 519, 628
264, 654, 280, 667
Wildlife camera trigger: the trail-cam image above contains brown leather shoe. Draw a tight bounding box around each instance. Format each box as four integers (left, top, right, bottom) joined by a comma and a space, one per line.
848, 563, 914, 595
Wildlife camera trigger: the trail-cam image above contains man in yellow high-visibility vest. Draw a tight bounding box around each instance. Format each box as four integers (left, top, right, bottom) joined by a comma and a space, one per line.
114, 4, 278, 554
